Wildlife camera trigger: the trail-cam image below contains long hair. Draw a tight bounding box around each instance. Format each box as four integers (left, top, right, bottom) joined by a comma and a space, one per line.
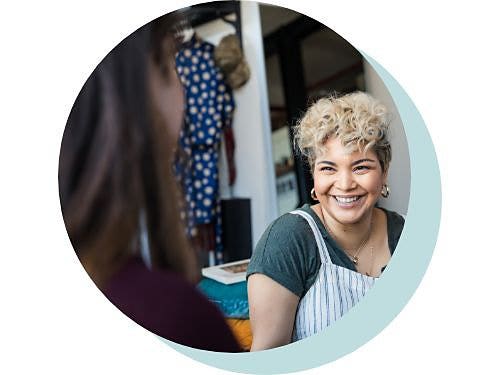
58, 13, 198, 287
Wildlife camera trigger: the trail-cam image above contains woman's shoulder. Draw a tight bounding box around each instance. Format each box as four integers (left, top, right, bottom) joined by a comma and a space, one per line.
275, 207, 315, 227
104, 258, 241, 352
247, 205, 319, 297
377, 207, 405, 253
259, 206, 317, 247
380, 207, 405, 228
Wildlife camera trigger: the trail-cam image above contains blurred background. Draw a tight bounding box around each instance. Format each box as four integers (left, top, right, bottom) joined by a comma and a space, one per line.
179, 1, 410, 265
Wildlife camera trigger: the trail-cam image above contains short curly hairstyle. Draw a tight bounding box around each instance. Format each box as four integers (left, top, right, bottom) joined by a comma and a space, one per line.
294, 91, 392, 172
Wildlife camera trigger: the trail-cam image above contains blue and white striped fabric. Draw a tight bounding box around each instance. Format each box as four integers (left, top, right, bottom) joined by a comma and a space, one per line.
290, 210, 377, 341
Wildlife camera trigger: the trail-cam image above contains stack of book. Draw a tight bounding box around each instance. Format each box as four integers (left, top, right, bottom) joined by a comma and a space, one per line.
201, 259, 250, 285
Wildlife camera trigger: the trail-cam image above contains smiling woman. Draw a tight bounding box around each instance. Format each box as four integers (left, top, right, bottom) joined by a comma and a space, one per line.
246, 92, 405, 350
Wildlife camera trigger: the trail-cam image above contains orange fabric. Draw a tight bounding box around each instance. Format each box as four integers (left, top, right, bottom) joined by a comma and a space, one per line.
226, 318, 252, 351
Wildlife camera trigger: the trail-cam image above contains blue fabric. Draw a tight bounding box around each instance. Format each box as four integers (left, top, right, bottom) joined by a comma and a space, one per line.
175, 34, 235, 264
198, 278, 249, 319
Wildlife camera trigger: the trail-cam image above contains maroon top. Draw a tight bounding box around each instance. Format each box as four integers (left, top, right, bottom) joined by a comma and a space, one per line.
103, 257, 241, 352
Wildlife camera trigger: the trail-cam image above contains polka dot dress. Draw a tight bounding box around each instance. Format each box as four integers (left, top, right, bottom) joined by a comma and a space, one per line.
175, 34, 235, 264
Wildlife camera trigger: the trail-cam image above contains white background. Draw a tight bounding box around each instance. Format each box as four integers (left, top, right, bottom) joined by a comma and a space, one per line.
1, 0, 499, 374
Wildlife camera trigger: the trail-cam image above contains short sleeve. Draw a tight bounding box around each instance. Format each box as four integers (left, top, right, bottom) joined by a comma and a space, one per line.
246, 213, 314, 297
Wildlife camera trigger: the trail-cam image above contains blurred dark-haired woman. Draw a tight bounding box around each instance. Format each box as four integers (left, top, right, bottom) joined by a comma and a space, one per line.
59, 13, 241, 352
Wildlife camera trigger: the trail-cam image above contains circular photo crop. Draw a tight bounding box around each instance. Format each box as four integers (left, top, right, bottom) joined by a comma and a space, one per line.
59, 1, 440, 373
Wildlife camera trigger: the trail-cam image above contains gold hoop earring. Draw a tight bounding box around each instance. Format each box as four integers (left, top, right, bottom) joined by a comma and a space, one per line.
311, 188, 318, 201
381, 184, 390, 198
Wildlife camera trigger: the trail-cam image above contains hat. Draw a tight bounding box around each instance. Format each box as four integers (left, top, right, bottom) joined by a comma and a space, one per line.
214, 34, 251, 89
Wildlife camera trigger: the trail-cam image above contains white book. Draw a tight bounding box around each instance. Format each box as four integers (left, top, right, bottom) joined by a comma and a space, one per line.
201, 259, 250, 285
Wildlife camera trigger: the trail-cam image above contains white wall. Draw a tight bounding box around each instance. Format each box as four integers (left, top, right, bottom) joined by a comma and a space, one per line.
364, 60, 410, 215
193, 2, 278, 247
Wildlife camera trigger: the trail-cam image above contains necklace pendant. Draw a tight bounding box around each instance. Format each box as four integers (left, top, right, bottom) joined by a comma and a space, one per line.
352, 256, 358, 264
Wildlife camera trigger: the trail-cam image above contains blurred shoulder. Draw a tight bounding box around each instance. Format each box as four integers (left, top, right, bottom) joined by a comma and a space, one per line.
104, 258, 241, 351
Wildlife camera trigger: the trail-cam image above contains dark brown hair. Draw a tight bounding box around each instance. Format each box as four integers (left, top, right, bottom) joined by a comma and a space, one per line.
58, 13, 198, 287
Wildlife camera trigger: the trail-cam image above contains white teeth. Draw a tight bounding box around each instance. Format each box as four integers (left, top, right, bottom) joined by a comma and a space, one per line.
335, 196, 359, 203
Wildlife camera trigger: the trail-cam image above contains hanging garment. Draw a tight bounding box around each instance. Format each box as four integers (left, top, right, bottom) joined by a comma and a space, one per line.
289, 210, 377, 341
175, 34, 235, 264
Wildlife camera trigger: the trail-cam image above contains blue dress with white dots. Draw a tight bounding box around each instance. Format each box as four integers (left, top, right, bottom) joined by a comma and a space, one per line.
175, 34, 235, 264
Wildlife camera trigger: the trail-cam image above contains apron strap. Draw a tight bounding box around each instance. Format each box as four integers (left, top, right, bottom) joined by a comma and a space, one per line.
290, 210, 331, 264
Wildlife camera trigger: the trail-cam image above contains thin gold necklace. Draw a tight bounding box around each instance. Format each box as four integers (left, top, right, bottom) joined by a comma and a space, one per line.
319, 207, 373, 266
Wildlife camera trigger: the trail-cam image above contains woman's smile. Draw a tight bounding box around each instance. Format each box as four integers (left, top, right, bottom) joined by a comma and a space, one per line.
330, 194, 367, 208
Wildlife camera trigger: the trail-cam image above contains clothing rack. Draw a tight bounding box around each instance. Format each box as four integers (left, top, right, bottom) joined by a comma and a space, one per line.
183, 1, 243, 50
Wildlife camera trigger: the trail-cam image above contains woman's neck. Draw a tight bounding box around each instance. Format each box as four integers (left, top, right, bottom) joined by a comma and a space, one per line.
315, 204, 376, 254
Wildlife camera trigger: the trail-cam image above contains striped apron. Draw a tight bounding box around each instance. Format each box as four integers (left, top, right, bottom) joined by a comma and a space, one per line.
290, 210, 377, 342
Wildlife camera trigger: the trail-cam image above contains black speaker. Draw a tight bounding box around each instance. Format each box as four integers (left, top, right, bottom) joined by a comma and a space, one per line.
221, 198, 252, 262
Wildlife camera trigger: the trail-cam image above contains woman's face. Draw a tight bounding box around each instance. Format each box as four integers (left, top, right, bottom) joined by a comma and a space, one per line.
313, 137, 387, 225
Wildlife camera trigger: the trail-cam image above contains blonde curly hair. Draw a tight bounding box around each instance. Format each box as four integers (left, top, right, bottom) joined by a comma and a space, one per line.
294, 91, 392, 172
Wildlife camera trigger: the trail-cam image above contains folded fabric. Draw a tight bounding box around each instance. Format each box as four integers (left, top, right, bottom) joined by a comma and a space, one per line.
198, 278, 249, 319
226, 318, 252, 351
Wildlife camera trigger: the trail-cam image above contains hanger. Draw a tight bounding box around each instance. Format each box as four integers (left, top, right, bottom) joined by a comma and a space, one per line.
184, 1, 243, 51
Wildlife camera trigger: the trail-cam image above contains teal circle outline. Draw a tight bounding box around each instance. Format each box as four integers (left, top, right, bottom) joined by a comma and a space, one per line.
159, 53, 441, 373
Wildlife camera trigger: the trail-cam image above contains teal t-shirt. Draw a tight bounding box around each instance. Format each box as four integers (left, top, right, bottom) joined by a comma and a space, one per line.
246, 204, 405, 298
